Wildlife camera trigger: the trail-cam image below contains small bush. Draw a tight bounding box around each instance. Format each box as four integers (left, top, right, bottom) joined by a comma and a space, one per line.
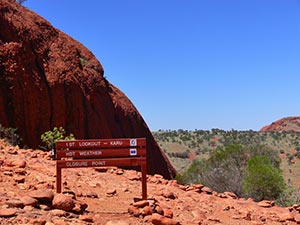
41, 127, 75, 150
175, 158, 206, 184
79, 57, 88, 66
280, 149, 285, 154
0, 124, 21, 146
242, 156, 286, 201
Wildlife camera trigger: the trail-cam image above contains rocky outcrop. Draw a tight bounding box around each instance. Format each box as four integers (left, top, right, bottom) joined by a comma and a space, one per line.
0, 0, 176, 178
260, 116, 300, 132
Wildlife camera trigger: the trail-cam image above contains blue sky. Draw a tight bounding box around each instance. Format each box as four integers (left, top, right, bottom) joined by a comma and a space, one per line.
24, 0, 300, 131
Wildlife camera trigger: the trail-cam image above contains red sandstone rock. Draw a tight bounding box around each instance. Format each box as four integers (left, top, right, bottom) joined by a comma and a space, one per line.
257, 200, 274, 208
126, 171, 140, 181
163, 208, 174, 218
29, 218, 46, 225
224, 191, 238, 199
151, 213, 180, 225
155, 205, 164, 215
201, 186, 213, 194
292, 204, 300, 211
20, 196, 38, 206
278, 212, 294, 222
106, 189, 117, 196
14, 176, 25, 184
0, 208, 16, 217
128, 205, 140, 217
260, 116, 300, 132
132, 200, 149, 208
0, 0, 176, 179
52, 193, 75, 212
161, 189, 176, 199
142, 206, 154, 216
294, 214, 300, 223
11, 159, 26, 168
105, 221, 130, 225
5, 199, 24, 208
49, 209, 68, 217
72, 200, 88, 214
51, 219, 69, 225
29, 190, 54, 203
78, 214, 94, 222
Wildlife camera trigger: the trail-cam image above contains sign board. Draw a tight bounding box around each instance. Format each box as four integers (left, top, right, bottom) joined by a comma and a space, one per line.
55, 138, 147, 200
56, 138, 146, 149
56, 148, 146, 159
56, 157, 146, 168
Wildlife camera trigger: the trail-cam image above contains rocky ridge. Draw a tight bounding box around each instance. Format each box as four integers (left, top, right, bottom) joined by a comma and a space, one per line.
261, 117, 300, 132
2, 140, 300, 225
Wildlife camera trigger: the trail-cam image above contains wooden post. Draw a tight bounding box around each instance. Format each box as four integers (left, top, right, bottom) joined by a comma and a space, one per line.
141, 162, 147, 200
56, 166, 62, 193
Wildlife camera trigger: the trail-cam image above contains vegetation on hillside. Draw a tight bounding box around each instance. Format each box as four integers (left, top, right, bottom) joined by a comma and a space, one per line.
153, 129, 300, 205
153, 129, 300, 171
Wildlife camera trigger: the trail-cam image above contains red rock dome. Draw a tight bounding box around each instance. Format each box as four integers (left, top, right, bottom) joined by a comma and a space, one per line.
0, 0, 176, 178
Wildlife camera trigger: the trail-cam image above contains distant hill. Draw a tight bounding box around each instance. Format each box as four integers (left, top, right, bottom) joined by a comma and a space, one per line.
261, 116, 300, 132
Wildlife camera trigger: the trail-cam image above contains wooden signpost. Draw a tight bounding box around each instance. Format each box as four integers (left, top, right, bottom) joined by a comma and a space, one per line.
55, 138, 147, 200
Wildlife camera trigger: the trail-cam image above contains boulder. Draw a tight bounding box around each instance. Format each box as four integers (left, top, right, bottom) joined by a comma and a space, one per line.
20, 196, 38, 206
162, 189, 176, 199
151, 213, 180, 225
132, 200, 149, 208
5, 199, 24, 208
0, 208, 16, 217
52, 193, 75, 212
142, 206, 154, 216
105, 221, 130, 225
29, 190, 54, 203
128, 205, 140, 217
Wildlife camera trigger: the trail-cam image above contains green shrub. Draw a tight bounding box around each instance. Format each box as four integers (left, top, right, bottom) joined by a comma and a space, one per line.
0, 124, 21, 146
175, 158, 206, 184
176, 144, 286, 201
242, 156, 286, 201
41, 127, 75, 150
